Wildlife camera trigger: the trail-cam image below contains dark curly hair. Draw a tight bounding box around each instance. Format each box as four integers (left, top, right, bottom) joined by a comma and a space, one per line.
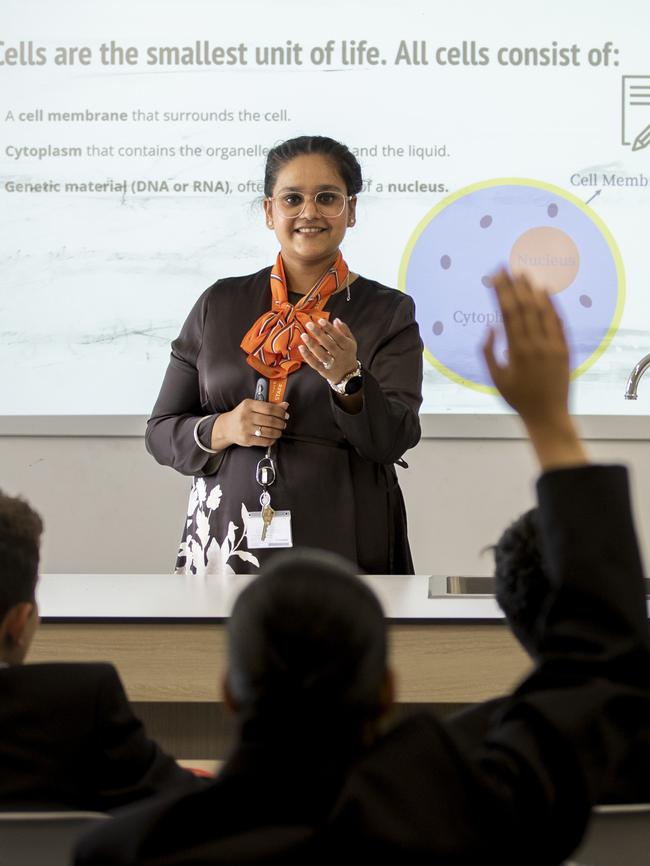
0, 490, 42, 620
493, 508, 552, 659
263, 135, 363, 197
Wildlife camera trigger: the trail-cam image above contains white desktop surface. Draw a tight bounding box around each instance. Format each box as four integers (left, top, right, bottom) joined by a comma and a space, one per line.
36, 573, 504, 621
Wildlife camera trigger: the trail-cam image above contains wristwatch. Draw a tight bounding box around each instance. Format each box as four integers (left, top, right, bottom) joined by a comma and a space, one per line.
329, 360, 363, 396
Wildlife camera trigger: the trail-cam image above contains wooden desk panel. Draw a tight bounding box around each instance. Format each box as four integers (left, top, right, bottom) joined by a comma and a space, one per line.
30, 624, 226, 702
29, 622, 530, 704
390, 623, 530, 702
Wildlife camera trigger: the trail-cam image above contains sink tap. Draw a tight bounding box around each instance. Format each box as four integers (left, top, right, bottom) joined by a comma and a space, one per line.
625, 354, 650, 400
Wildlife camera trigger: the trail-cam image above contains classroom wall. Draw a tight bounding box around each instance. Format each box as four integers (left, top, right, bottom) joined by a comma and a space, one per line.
1, 433, 649, 576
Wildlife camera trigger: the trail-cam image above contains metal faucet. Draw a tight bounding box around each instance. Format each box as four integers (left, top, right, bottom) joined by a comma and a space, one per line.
625, 354, 650, 399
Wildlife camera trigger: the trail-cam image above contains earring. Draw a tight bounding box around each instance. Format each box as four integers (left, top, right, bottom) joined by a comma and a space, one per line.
349, 219, 355, 226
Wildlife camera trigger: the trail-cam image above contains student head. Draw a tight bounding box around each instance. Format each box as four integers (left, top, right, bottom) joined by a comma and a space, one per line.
224, 548, 393, 750
493, 508, 552, 660
0, 490, 42, 665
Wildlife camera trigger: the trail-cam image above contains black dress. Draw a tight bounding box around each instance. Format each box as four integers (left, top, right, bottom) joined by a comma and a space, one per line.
145, 267, 423, 575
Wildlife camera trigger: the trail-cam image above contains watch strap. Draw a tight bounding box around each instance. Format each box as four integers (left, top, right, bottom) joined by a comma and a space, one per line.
328, 360, 362, 395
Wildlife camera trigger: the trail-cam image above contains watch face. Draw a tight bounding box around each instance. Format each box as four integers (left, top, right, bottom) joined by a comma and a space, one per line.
344, 374, 363, 395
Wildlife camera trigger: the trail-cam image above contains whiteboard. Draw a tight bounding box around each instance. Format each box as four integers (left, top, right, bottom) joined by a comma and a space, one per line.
2, 0, 650, 430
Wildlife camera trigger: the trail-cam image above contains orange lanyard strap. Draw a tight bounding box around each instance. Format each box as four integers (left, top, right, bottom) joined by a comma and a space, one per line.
240, 252, 349, 402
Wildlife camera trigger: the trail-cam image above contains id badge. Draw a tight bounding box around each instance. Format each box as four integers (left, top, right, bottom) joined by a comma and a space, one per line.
247, 510, 293, 549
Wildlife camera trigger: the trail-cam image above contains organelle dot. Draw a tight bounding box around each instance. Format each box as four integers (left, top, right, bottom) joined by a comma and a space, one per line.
547, 203, 559, 218
480, 215, 493, 228
432, 321, 444, 336
440, 255, 452, 270
481, 276, 492, 288
580, 294, 592, 308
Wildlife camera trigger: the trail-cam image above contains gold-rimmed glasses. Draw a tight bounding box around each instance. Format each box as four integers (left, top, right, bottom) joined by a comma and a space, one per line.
268, 191, 352, 219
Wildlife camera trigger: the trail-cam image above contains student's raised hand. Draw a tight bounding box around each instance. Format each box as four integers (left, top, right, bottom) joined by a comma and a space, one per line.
483, 269, 569, 424
483, 269, 587, 470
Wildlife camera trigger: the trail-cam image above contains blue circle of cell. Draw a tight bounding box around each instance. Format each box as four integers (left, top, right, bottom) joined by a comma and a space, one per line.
400, 179, 624, 391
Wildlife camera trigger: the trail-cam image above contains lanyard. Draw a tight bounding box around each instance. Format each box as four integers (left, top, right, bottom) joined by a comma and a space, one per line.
254, 377, 276, 510
255, 446, 275, 510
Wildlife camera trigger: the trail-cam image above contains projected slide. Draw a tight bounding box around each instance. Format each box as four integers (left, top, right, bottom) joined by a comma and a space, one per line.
1, 0, 649, 418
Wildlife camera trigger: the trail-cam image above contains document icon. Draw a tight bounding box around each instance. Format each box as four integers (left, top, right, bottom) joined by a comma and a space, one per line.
622, 75, 650, 152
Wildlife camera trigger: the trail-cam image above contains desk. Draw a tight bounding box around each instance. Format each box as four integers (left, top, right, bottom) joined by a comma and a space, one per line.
28, 574, 530, 757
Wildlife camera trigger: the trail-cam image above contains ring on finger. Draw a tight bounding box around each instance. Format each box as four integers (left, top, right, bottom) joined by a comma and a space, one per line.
254, 426, 262, 438
322, 355, 334, 371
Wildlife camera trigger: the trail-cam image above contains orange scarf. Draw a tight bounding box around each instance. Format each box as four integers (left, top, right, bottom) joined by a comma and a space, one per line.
240, 252, 349, 402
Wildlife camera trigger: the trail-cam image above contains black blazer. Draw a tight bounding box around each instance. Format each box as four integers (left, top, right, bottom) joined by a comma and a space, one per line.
0, 662, 196, 811
450, 691, 650, 806
77, 737, 352, 865
75, 466, 650, 865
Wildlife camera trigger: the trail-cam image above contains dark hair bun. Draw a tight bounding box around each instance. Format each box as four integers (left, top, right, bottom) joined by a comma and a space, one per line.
264, 135, 363, 197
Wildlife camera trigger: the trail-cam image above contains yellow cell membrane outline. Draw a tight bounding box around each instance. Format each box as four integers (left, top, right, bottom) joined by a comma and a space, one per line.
398, 178, 626, 395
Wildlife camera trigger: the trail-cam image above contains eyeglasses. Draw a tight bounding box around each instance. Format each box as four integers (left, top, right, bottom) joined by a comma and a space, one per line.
269, 191, 352, 219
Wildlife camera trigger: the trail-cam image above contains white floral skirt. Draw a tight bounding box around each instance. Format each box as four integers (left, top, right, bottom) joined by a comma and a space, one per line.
175, 476, 260, 576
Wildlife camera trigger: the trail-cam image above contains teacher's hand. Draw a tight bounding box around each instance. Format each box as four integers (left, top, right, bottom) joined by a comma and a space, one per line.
298, 317, 358, 385
211, 399, 289, 450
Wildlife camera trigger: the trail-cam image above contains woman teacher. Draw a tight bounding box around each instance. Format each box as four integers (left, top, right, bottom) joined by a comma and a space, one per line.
146, 136, 423, 575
